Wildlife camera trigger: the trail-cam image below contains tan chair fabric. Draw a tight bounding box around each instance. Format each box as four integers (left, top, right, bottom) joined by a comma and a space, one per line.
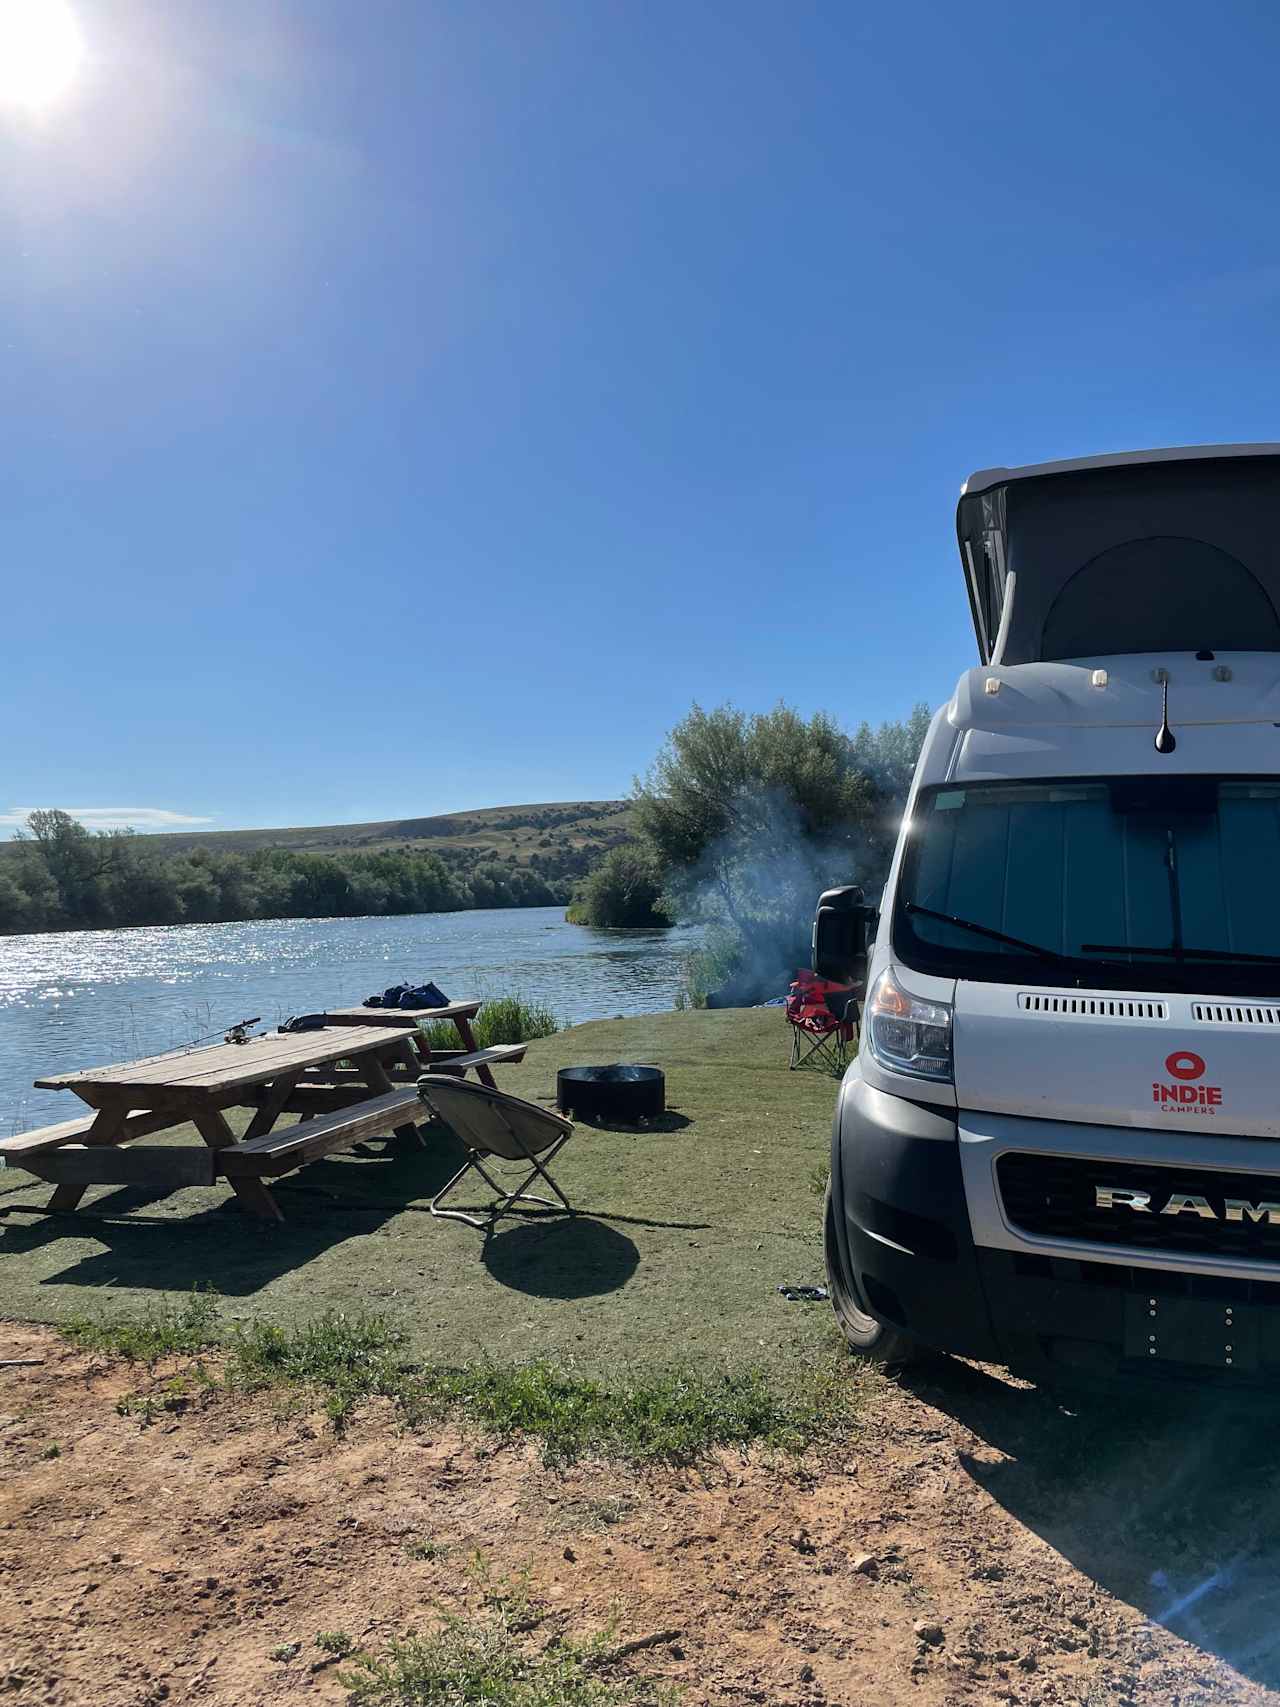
417, 1074, 575, 1227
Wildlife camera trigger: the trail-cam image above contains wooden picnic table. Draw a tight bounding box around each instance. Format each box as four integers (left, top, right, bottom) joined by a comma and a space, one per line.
12, 1025, 426, 1223
319, 1000, 506, 1087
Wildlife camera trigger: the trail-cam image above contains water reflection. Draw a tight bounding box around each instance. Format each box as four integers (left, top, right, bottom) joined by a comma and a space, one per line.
0, 908, 700, 1130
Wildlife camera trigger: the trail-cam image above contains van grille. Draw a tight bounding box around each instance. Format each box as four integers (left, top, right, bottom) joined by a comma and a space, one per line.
1193, 1003, 1280, 1027
1018, 993, 1168, 1021
998, 1152, 1280, 1263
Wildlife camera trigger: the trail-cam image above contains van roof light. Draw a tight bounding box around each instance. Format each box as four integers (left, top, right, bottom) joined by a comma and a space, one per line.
1090, 668, 1108, 688
984, 677, 1001, 696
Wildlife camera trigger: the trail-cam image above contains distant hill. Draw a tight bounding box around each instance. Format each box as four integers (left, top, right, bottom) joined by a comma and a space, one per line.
0, 802, 640, 935
107, 800, 636, 890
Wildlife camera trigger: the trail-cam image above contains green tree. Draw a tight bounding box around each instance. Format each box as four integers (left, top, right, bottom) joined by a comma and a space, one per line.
850, 701, 933, 877
634, 700, 930, 1001
0, 870, 34, 933
19, 809, 114, 926
634, 703, 876, 933
568, 842, 670, 928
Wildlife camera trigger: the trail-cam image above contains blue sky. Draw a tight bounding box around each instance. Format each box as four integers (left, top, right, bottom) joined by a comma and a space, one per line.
4, 0, 1280, 836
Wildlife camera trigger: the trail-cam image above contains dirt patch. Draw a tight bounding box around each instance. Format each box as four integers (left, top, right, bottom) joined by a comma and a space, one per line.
0, 1324, 1273, 1706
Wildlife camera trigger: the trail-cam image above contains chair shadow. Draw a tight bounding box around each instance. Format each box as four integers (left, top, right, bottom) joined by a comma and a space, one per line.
901, 1357, 1280, 1691
574, 1110, 693, 1134
0, 1125, 471, 1299
482, 1215, 639, 1299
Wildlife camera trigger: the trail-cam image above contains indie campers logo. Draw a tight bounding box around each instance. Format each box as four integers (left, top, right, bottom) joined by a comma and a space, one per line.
1152, 1050, 1223, 1115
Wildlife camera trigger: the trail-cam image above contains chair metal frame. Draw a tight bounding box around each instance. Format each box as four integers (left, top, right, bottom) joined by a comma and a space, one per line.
417, 1077, 576, 1229
788, 1017, 854, 1073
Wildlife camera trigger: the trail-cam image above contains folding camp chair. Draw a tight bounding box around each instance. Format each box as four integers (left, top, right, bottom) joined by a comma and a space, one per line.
786, 969, 858, 1073
416, 1074, 576, 1228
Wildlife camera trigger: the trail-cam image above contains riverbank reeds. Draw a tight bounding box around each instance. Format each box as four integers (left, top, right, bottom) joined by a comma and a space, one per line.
418, 993, 560, 1051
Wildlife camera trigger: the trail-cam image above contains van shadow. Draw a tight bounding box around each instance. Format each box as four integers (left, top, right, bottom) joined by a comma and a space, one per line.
904, 1358, 1280, 1689
482, 1216, 639, 1299
0, 1128, 471, 1299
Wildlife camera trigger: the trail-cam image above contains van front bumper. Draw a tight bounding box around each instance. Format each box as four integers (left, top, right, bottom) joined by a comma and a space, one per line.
831, 1073, 1280, 1392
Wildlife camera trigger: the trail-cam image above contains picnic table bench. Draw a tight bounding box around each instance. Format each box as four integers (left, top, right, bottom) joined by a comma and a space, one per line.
2, 1026, 428, 1223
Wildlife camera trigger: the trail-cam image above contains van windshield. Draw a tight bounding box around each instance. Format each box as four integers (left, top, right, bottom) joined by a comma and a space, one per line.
894, 778, 1280, 995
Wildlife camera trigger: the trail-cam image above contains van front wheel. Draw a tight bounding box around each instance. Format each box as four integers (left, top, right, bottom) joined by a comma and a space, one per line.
823, 1183, 921, 1367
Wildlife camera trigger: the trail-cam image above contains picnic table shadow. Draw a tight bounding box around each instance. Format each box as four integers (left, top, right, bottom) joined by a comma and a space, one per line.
903, 1355, 1280, 1692
0, 1129, 643, 1303
0, 1131, 477, 1298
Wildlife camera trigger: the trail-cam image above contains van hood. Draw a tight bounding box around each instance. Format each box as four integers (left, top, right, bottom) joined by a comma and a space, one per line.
952, 981, 1280, 1140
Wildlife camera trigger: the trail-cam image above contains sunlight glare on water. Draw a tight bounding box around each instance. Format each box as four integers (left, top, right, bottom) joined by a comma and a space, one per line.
0, 907, 700, 1131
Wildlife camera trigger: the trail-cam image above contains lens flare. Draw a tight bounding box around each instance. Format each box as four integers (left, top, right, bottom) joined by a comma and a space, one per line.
0, 0, 84, 110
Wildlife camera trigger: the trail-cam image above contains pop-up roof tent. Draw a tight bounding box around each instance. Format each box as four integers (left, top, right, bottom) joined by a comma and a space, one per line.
956, 443, 1280, 665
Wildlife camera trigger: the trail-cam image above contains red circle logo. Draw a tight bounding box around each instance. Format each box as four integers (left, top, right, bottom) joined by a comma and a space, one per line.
1166, 1051, 1206, 1081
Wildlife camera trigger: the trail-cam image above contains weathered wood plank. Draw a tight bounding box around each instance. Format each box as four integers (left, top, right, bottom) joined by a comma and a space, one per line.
20, 1146, 218, 1188
240, 1071, 303, 1142
0, 1107, 175, 1160
35, 1027, 402, 1097
451, 1012, 499, 1089
193, 1106, 283, 1221
322, 1001, 482, 1025
431, 1044, 527, 1072
219, 1089, 424, 1177
232, 1082, 400, 1114
41, 1106, 130, 1214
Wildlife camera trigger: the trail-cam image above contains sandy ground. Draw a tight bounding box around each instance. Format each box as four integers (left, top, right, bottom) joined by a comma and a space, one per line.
4, 1325, 1280, 1707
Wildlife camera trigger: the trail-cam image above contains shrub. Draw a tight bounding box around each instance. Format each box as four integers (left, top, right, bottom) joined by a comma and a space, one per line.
636, 701, 930, 1004
418, 994, 559, 1054
566, 844, 670, 929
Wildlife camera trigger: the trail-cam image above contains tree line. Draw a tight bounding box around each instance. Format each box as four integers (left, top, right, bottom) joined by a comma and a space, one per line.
568, 701, 932, 1000
0, 810, 561, 935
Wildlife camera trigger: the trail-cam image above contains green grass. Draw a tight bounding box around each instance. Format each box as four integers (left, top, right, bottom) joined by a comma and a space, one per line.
62, 1286, 220, 1362
418, 993, 560, 1052
404, 1538, 443, 1561
67, 1298, 860, 1464
0, 1009, 841, 1382
408, 1355, 851, 1466
339, 1585, 678, 1706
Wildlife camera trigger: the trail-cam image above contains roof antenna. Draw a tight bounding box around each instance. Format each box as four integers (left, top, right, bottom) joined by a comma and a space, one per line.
1155, 676, 1177, 754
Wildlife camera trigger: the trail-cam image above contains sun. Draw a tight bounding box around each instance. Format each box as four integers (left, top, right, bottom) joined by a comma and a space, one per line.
0, 0, 84, 110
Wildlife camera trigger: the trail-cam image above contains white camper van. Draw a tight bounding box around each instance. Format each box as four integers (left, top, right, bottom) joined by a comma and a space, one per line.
822, 443, 1280, 1391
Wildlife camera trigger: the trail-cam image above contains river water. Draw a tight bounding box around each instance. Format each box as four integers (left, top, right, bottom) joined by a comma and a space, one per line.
0, 908, 700, 1132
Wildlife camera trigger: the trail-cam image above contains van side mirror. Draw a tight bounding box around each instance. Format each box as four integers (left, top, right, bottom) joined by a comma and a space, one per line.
812, 885, 877, 986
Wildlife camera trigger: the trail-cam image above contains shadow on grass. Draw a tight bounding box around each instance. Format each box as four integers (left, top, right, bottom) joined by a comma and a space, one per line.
572, 1110, 693, 1134
903, 1357, 1280, 1692
0, 1132, 472, 1298
482, 1216, 639, 1299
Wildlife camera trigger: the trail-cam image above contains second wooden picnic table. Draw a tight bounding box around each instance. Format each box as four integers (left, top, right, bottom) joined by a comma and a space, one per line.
318, 1000, 519, 1088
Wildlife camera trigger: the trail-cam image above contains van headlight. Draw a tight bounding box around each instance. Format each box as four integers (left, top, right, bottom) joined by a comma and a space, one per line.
864, 967, 953, 1082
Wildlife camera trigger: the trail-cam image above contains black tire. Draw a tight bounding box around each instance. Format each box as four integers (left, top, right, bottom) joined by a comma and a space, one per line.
824, 1181, 922, 1367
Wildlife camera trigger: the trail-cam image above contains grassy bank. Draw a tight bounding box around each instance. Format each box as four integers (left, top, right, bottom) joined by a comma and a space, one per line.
62, 1290, 855, 1465
0, 1009, 841, 1380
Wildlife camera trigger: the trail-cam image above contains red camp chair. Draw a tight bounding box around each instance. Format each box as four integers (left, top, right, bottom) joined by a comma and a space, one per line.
786, 969, 858, 1072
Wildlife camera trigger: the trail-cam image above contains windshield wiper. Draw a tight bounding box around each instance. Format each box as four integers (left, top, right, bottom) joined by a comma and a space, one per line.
904, 902, 1071, 963
1083, 943, 1280, 966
